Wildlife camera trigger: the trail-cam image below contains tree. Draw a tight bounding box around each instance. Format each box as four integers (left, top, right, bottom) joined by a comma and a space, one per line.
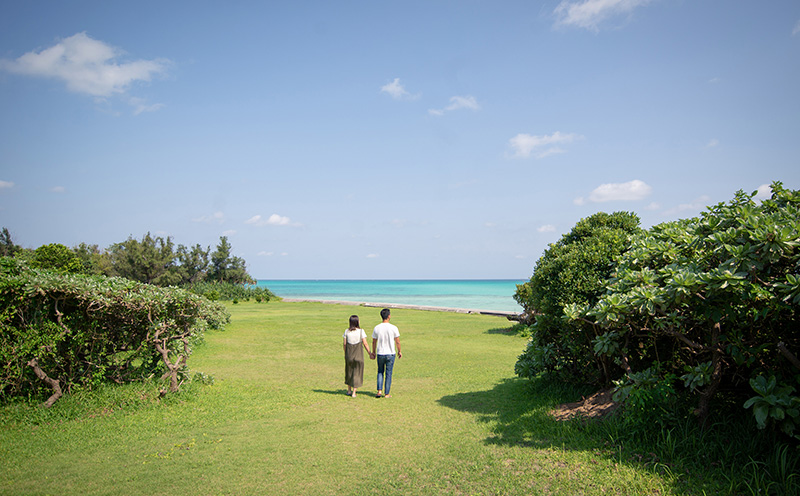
30, 243, 85, 274
515, 212, 641, 384
175, 243, 209, 284
208, 236, 253, 284
567, 182, 800, 433
109, 233, 177, 285
0, 228, 20, 257
73, 242, 113, 276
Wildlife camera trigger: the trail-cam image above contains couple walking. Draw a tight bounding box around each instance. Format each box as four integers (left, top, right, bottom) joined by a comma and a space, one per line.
342, 308, 402, 398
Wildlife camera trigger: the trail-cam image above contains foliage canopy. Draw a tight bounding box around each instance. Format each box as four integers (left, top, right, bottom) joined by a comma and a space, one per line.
0, 257, 229, 406
514, 211, 641, 384
517, 182, 800, 438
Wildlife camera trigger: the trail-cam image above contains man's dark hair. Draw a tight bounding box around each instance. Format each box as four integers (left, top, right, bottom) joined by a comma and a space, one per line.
380, 308, 391, 321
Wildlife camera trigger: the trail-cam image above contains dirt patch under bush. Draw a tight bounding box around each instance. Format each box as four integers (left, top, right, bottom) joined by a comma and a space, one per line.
550, 389, 619, 421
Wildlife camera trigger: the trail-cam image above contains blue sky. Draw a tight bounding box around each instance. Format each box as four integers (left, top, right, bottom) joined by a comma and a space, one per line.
1, 1, 798, 279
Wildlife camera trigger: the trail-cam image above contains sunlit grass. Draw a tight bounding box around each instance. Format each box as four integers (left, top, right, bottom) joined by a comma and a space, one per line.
0, 301, 759, 495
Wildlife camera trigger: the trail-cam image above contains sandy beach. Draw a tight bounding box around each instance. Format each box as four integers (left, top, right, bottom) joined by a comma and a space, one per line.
281, 297, 519, 318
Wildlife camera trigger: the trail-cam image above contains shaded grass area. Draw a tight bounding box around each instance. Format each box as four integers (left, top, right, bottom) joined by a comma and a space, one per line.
0, 301, 756, 495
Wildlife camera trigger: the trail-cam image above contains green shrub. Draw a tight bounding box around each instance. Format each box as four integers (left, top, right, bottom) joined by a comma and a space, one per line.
29, 243, 85, 274
514, 211, 641, 384
184, 280, 277, 302
568, 182, 800, 435
0, 257, 229, 406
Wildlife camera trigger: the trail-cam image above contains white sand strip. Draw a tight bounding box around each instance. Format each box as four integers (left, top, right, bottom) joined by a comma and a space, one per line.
280, 298, 518, 318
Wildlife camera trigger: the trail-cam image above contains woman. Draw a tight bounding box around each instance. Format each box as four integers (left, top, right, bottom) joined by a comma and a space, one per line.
343, 315, 373, 397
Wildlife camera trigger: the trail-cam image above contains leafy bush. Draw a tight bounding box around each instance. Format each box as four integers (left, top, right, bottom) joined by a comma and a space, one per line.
567, 182, 800, 436
0, 257, 229, 406
184, 280, 277, 302
514, 211, 641, 384
29, 243, 85, 274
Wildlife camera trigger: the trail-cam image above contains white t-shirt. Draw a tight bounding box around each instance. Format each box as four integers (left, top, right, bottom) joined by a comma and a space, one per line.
372, 322, 400, 355
343, 328, 367, 345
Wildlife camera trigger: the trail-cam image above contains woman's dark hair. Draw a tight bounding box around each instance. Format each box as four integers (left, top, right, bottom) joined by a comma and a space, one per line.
348, 315, 360, 331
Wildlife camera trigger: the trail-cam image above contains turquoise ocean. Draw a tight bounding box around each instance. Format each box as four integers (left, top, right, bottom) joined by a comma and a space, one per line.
256, 280, 525, 313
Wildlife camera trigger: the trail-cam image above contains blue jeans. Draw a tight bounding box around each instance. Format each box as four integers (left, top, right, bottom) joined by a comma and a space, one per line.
376, 354, 396, 394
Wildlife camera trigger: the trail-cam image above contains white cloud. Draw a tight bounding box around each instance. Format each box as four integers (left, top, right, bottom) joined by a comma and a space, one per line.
0, 32, 169, 109
130, 97, 165, 115
574, 197, 586, 206
554, 0, 652, 31
793, 19, 800, 36
644, 201, 661, 211
268, 214, 291, 225
258, 251, 274, 256
428, 95, 480, 116
537, 224, 557, 233
380, 78, 418, 100
50, 186, 66, 193
754, 184, 772, 202
587, 179, 652, 202
366, 253, 379, 259
193, 211, 225, 224
246, 213, 297, 227
222, 229, 237, 237
507, 131, 582, 159
705, 138, 719, 148
0, 181, 14, 189
663, 195, 712, 216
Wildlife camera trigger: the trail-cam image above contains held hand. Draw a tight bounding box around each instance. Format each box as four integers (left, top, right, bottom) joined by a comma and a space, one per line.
397, 351, 402, 359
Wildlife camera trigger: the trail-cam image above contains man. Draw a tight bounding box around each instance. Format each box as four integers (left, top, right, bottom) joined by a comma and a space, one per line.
371, 308, 401, 398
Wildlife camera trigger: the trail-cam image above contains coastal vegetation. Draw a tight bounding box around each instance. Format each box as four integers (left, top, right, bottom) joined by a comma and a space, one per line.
0, 257, 229, 407
0, 233, 273, 407
516, 182, 800, 492
514, 210, 642, 385
7, 232, 256, 286
4, 231, 277, 302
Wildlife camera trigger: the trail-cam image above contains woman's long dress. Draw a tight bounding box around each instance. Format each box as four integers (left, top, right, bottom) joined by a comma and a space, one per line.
344, 342, 364, 388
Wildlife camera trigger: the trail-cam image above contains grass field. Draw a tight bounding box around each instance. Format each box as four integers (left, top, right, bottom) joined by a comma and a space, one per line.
1, 301, 728, 495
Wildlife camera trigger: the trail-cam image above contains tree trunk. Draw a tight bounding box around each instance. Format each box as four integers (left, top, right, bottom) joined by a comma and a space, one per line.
777, 342, 800, 371
694, 322, 724, 426
153, 329, 191, 394
27, 359, 62, 408
154, 338, 180, 393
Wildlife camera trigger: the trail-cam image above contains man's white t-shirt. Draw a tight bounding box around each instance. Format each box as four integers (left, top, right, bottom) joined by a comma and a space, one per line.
372, 322, 400, 355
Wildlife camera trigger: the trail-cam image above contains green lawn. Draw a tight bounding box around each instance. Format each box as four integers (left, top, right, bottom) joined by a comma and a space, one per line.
1, 301, 702, 495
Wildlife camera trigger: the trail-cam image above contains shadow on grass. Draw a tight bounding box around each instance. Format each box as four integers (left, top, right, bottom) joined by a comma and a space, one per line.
485, 327, 517, 335
437, 377, 597, 449
437, 378, 722, 495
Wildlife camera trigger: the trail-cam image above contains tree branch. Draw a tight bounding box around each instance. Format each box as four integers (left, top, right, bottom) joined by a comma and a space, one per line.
777, 342, 800, 371
660, 327, 707, 351
27, 358, 62, 408
695, 322, 725, 425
